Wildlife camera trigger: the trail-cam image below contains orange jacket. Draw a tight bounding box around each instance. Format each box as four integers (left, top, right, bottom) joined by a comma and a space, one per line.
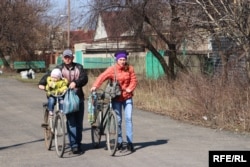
92, 64, 137, 101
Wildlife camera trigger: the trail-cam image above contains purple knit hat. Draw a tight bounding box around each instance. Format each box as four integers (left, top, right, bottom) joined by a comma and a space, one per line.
114, 50, 129, 61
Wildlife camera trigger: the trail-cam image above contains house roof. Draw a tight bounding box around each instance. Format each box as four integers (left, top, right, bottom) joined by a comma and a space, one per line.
98, 11, 131, 40
70, 29, 94, 45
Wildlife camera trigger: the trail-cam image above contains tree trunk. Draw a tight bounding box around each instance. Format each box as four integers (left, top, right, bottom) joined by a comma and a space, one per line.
142, 35, 171, 80
168, 44, 176, 79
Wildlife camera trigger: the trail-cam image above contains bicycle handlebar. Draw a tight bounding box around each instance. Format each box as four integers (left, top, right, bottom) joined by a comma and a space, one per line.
91, 88, 119, 100
91, 89, 107, 99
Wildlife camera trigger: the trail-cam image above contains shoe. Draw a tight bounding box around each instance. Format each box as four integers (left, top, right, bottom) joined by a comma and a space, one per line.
72, 147, 83, 154
91, 122, 99, 127
127, 143, 134, 152
117, 142, 123, 150
72, 147, 79, 154
77, 147, 83, 154
104, 144, 108, 150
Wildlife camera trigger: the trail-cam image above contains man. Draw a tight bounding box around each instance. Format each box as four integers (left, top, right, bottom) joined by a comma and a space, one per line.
38, 49, 88, 154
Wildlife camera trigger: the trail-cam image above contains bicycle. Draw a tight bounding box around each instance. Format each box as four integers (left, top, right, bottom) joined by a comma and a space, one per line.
41, 91, 67, 158
90, 89, 118, 156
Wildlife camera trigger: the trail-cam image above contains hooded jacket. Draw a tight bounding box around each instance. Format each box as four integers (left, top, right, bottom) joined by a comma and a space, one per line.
45, 77, 68, 96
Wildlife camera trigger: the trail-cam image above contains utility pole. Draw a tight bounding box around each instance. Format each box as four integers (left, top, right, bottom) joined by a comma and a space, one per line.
67, 0, 70, 48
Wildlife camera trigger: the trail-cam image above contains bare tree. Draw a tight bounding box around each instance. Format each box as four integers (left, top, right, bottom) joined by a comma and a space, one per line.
0, 0, 51, 69
194, 0, 250, 81
79, 0, 207, 80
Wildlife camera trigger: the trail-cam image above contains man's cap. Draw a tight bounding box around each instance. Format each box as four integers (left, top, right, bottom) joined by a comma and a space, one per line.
63, 49, 73, 57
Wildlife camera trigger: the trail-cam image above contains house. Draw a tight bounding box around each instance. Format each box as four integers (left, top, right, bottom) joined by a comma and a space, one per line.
73, 11, 145, 69
55, 28, 95, 67
70, 28, 94, 46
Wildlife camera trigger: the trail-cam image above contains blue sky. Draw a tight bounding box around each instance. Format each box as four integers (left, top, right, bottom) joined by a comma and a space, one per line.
50, 0, 88, 14
49, 0, 90, 29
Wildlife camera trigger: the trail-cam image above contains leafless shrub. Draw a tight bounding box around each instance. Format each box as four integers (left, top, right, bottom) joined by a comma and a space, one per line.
134, 72, 250, 133
180, 73, 250, 132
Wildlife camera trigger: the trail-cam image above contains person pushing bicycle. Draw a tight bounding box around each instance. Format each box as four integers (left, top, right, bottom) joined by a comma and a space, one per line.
91, 50, 137, 152
38, 49, 88, 155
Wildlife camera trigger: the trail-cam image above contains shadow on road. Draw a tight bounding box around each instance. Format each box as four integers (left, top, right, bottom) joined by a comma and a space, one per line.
134, 139, 168, 151
0, 138, 44, 151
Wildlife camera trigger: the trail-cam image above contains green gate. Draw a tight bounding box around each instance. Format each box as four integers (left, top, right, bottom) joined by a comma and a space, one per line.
146, 51, 165, 79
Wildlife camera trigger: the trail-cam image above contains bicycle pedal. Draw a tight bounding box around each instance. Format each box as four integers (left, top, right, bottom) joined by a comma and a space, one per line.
41, 123, 48, 128
91, 123, 99, 128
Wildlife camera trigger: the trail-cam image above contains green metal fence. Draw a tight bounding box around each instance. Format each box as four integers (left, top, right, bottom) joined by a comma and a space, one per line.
13, 61, 45, 70
145, 50, 165, 79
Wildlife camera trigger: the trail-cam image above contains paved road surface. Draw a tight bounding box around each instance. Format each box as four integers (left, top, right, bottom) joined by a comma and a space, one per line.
0, 77, 249, 167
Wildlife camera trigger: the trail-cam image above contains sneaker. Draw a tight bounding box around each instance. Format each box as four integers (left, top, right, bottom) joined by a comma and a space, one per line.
104, 144, 108, 150
72, 147, 78, 154
77, 147, 83, 154
127, 143, 134, 152
49, 111, 53, 116
117, 142, 123, 150
72, 147, 83, 154
91, 122, 97, 127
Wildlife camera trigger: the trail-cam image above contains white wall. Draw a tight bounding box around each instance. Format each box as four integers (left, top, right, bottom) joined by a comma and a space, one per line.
94, 15, 108, 40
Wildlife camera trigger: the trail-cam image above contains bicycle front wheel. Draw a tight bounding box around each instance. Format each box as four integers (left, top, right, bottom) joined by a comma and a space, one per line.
91, 111, 102, 148
106, 109, 118, 156
43, 106, 53, 150
54, 112, 66, 158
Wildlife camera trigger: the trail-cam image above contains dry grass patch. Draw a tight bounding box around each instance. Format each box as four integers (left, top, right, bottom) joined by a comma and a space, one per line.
134, 73, 250, 134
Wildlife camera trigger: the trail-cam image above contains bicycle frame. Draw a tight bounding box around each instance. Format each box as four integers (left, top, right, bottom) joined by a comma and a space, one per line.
98, 103, 111, 135
90, 89, 118, 156
42, 91, 67, 158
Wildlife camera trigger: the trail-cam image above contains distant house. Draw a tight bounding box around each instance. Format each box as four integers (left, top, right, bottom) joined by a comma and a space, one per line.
75, 11, 144, 53
73, 11, 145, 69
70, 29, 94, 46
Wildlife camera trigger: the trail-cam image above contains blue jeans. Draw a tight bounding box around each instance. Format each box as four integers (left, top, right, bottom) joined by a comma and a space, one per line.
112, 98, 133, 144
47, 96, 63, 112
66, 100, 84, 149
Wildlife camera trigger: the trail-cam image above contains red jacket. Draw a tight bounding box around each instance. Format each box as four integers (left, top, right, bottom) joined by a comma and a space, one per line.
92, 64, 137, 101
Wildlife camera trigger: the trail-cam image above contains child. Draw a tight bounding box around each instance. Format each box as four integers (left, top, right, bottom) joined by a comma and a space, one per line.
46, 68, 68, 115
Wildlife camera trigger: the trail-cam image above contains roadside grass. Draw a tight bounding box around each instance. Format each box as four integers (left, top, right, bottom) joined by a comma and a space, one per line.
134, 73, 250, 134
85, 71, 250, 134
0, 71, 45, 87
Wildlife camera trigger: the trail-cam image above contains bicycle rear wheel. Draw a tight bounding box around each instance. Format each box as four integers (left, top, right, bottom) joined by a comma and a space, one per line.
106, 109, 118, 156
91, 111, 102, 148
54, 112, 66, 158
43, 105, 53, 150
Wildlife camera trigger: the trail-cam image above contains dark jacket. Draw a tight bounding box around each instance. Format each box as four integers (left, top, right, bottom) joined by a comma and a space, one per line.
39, 62, 88, 99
